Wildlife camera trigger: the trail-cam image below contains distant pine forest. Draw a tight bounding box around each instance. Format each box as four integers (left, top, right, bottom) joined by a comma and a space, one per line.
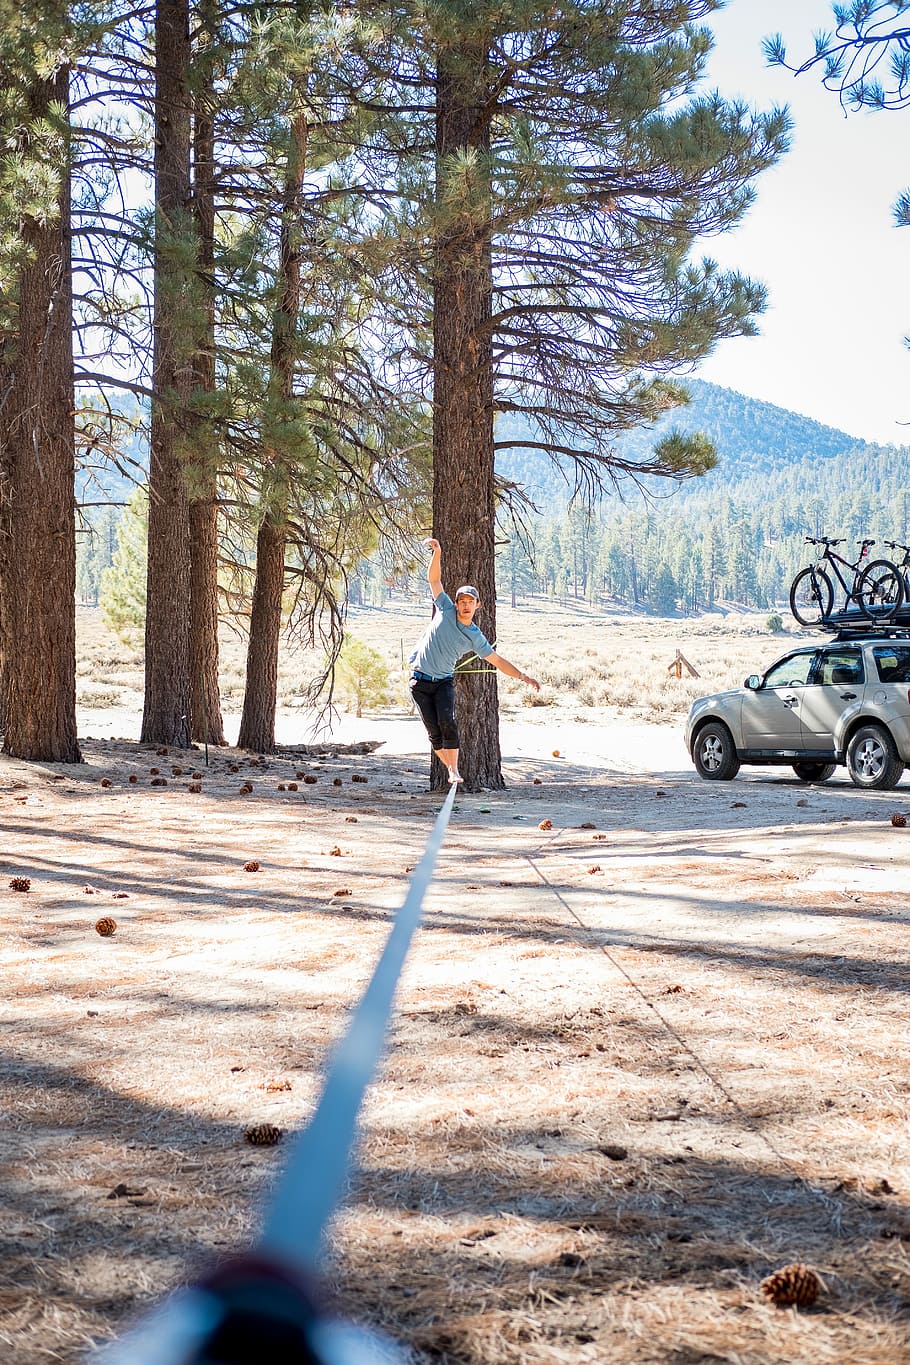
77, 380, 910, 618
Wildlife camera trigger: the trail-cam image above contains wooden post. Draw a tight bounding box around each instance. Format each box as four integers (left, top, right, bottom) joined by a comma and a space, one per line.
667, 649, 700, 680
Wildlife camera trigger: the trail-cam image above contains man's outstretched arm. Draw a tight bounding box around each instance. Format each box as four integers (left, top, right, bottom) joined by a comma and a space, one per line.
486, 651, 541, 692
425, 537, 443, 598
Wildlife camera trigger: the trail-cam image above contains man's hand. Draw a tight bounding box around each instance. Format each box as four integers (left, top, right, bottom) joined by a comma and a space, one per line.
425, 537, 440, 552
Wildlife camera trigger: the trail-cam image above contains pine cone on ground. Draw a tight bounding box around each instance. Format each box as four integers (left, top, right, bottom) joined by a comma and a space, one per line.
128, 774, 138, 784
239, 782, 253, 794
150, 777, 168, 786
9, 877, 30, 892
352, 774, 368, 783
287, 782, 298, 791
95, 917, 117, 937
760, 1263, 822, 1308
538, 819, 553, 830
244, 1122, 283, 1147
333, 777, 343, 787
891, 812, 907, 827
243, 860, 260, 872
188, 783, 201, 793
303, 775, 317, 784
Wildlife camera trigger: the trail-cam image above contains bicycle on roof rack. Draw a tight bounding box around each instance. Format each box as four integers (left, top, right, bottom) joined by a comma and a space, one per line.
789, 536, 905, 628
883, 539, 910, 597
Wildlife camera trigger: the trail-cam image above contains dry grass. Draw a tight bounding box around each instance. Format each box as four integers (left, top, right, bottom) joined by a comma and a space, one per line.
75, 597, 798, 731
1, 605, 908, 1362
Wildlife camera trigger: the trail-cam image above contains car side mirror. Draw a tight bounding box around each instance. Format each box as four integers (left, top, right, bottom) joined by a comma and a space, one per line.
744, 674, 762, 690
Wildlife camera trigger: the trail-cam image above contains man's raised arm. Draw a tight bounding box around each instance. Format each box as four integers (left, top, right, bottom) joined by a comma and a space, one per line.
425, 537, 443, 598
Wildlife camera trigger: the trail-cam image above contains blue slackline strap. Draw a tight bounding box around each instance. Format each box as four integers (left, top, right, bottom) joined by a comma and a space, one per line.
92, 783, 458, 1364
261, 781, 457, 1268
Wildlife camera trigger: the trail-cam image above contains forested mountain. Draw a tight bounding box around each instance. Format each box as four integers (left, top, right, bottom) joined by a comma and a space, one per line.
493, 381, 910, 614
495, 378, 886, 506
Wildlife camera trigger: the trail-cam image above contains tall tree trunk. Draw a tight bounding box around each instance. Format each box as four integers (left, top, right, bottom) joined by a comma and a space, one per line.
237, 104, 308, 753
141, 0, 193, 748
188, 5, 226, 746
0, 66, 81, 763
432, 38, 502, 792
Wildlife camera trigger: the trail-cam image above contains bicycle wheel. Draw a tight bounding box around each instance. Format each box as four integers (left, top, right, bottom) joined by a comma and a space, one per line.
856, 559, 905, 622
789, 566, 834, 627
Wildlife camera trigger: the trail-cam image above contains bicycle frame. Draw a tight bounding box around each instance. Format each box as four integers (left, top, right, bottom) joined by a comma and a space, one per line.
812, 538, 872, 609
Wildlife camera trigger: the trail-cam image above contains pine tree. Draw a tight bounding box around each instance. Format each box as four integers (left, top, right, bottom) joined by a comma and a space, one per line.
354, 0, 789, 787
141, 0, 194, 748
101, 488, 148, 643
0, 4, 81, 761
766, 3, 910, 224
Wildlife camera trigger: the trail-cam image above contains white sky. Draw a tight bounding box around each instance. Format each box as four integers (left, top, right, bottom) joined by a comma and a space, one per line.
695, 0, 910, 446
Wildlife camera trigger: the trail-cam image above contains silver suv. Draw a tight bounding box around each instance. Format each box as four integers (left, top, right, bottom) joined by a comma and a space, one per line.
686, 634, 910, 789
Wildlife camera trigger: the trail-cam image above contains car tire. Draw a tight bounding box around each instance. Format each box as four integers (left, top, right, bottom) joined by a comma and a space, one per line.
789, 566, 834, 628
846, 724, 904, 790
792, 761, 836, 783
693, 721, 741, 781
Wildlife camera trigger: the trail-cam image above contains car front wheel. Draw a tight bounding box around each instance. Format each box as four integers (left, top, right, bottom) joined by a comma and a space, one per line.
846, 725, 904, 790
693, 721, 741, 781
792, 761, 836, 783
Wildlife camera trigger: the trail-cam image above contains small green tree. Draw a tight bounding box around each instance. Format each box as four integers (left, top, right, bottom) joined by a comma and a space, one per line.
335, 638, 390, 718
101, 489, 148, 643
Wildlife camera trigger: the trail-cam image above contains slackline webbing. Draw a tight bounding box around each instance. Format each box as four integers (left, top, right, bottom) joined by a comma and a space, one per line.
261, 781, 457, 1267
93, 782, 458, 1364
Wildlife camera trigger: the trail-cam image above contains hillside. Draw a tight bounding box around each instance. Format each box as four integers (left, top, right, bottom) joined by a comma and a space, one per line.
495, 378, 890, 508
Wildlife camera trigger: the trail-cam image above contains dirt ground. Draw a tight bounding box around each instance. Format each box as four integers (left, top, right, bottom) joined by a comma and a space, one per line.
2, 692, 910, 1364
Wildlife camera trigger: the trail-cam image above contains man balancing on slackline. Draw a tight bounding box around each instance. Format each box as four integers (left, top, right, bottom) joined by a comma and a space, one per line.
409, 537, 541, 784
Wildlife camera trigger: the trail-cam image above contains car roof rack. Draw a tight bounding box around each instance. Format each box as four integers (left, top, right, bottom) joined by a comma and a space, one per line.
829, 623, 910, 642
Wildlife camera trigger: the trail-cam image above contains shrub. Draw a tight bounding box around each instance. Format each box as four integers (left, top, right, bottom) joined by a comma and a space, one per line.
766, 613, 784, 634
335, 637, 390, 717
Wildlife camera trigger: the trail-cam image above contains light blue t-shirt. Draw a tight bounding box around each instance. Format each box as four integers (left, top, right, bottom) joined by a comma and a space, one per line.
409, 592, 493, 679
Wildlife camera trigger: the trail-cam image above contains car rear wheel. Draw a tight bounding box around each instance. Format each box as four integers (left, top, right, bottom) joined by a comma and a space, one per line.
792, 761, 836, 783
693, 721, 740, 781
846, 724, 904, 790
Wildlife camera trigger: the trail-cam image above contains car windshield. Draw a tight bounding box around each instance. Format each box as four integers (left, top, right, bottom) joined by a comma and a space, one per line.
763, 652, 815, 688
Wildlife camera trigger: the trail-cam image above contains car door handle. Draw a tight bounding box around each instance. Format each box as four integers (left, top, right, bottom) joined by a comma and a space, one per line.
782, 696, 798, 708
839, 691, 857, 700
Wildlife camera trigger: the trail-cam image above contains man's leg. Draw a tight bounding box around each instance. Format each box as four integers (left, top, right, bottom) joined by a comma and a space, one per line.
434, 680, 462, 782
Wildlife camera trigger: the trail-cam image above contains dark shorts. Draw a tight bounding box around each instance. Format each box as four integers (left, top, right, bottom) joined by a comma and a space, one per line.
409, 675, 458, 750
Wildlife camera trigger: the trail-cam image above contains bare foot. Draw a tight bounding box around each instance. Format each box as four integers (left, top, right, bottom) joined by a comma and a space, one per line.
448, 769, 463, 785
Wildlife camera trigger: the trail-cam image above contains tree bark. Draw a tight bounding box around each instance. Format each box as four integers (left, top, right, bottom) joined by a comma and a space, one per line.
237, 103, 308, 753
141, 0, 193, 748
237, 508, 286, 752
188, 11, 226, 746
0, 65, 81, 763
432, 38, 502, 792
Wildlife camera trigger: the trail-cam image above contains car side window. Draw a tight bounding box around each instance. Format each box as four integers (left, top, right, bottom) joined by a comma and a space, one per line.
873, 646, 910, 683
763, 652, 816, 688
815, 649, 864, 686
